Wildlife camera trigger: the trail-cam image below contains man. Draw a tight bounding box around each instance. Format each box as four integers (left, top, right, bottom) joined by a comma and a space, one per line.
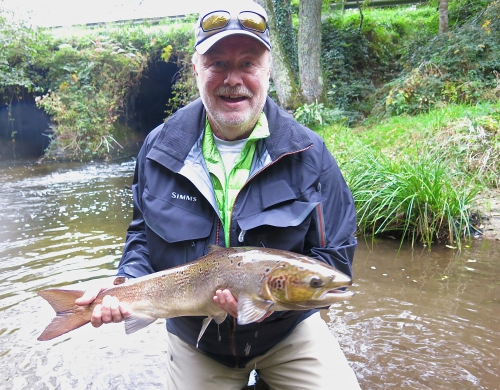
77, 1, 360, 389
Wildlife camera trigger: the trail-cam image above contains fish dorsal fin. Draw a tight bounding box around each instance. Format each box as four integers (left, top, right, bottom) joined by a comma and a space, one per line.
124, 314, 157, 334
207, 245, 225, 254
237, 293, 274, 325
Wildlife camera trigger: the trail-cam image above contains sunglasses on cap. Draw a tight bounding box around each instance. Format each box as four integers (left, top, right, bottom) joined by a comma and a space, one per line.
200, 10, 268, 34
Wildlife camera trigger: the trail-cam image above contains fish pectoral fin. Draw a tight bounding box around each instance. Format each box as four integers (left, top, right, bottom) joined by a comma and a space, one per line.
197, 317, 213, 348
236, 293, 274, 325
213, 312, 227, 325
123, 314, 157, 335
196, 313, 227, 348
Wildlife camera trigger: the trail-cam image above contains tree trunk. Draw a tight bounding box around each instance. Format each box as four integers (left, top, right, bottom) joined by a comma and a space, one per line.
438, 0, 449, 34
255, 0, 300, 109
298, 0, 324, 103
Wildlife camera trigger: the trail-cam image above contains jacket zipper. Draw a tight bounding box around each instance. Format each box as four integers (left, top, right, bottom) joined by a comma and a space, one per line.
229, 144, 313, 360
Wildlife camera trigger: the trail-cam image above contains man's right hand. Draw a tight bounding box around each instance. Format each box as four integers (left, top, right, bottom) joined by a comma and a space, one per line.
74, 278, 131, 327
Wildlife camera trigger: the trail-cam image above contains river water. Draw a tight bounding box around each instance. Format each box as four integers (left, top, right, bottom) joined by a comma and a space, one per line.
0, 160, 498, 389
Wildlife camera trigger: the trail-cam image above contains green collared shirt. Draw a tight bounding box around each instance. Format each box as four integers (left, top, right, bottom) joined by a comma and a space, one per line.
202, 113, 270, 246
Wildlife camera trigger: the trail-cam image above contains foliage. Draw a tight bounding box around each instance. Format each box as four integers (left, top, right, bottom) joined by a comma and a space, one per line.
273, 0, 299, 79
294, 101, 347, 127
36, 38, 146, 160
28, 21, 193, 160
321, 23, 376, 123
0, 9, 52, 103
105, 21, 197, 116
320, 5, 437, 123
327, 127, 480, 248
382, 1, 500, 116
431, 109, 500, 188
448, 0, 493, 27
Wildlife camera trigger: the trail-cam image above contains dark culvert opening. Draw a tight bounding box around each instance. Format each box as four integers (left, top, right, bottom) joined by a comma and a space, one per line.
0, 59, 183, 162
0, 101, 51, 162
128, 58, 183, 136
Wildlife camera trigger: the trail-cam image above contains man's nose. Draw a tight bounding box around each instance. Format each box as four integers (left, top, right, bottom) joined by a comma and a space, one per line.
224, 67, 243, 86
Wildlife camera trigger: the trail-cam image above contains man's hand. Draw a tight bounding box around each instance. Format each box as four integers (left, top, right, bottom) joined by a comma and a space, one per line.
213, 289, 238, 318
75, 279, 131, 328
213, 289, 273, 322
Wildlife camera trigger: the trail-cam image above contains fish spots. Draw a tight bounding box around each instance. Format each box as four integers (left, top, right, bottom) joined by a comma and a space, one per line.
270, 275, 288, 291
237, 262, 242, 267
265, 268, 270, 273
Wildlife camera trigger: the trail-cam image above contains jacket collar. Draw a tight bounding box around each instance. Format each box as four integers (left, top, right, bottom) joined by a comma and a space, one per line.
262, 96, 313, 160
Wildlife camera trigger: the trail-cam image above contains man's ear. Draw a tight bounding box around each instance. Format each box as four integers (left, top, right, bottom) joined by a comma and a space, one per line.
193, 63, 198, 77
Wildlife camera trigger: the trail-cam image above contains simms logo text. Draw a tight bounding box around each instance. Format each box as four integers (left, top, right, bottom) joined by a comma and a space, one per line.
171, 192, 197, 202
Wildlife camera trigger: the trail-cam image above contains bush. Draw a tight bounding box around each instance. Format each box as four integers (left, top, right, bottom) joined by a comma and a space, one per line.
382, 1, 500, 116
36, 39, 146, 160
0, 10, 51, 103
294, 101, 347, 127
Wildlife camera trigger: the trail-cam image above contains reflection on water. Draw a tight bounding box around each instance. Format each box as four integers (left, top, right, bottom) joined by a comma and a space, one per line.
330, 240, 500, 389
0, 161, 499, 389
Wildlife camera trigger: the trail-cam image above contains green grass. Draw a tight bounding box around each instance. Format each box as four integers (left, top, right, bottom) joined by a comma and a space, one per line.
357, 101, 500, 156
320, 101, 498, 248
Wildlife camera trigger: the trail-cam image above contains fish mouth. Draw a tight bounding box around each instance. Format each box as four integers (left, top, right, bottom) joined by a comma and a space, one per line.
323, 288, 354, 299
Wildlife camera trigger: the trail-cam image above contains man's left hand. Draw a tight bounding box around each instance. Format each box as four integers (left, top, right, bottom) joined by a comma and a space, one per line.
213, 289, 238, 318
213, 289, 274, 322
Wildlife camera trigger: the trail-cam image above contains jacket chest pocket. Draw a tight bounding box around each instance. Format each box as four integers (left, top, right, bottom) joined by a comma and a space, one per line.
143, 188, 215, 243
235, 179, 325, 251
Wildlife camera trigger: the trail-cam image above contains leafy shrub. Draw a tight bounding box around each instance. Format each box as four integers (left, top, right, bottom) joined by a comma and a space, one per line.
382, 1, 500, 116
294, 101, 347, 127
321, 23, 376, 121
0, 10, 51, 102
36, 39, 146, 160
321, 6, 438, 123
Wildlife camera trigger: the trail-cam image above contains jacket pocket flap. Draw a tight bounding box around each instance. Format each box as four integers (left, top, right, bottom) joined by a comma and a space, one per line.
261, 180, 297, 210
237, 200, 322, 230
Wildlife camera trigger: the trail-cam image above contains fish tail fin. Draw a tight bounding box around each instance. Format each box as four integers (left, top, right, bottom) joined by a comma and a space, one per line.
37, 289, 90, 341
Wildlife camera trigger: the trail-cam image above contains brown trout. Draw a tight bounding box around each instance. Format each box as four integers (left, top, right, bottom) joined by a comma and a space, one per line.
37, 246, 353, 343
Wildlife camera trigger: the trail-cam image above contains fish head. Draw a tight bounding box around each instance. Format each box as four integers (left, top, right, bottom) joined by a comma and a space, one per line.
263, 260, 353, 309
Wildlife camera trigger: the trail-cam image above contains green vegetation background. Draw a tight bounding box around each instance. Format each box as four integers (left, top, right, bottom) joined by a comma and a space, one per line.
1, 0, 498, 247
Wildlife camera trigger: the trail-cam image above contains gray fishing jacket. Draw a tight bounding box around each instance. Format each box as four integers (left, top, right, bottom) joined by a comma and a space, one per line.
117, 96, 357, 368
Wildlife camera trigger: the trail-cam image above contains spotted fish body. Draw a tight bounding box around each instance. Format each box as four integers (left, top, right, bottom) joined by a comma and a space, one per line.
37, 246, 353, 342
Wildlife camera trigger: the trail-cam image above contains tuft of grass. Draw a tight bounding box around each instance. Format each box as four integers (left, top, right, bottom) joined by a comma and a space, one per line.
326, 127, 480, 248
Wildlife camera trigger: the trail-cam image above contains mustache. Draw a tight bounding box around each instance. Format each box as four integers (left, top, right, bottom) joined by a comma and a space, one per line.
215, 86, 254, 98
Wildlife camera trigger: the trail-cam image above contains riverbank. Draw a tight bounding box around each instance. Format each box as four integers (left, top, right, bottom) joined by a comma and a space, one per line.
475, 188, 500, 241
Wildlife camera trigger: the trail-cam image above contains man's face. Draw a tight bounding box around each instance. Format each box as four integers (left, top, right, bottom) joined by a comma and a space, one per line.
193, 35, 271, 140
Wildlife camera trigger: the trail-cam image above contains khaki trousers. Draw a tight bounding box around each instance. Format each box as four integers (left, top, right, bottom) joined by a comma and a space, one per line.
165, 312, 361, 390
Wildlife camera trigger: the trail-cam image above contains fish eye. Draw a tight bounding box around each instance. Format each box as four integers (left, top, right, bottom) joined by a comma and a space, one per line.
310, 276, 324, 288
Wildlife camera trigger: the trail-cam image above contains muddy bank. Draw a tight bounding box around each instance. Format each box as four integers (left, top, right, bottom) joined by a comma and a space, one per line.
475, 188, 500, 240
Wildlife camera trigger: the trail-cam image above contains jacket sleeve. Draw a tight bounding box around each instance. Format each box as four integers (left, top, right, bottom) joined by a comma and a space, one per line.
305, 141, 357, 279
116, 140, 156, 279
